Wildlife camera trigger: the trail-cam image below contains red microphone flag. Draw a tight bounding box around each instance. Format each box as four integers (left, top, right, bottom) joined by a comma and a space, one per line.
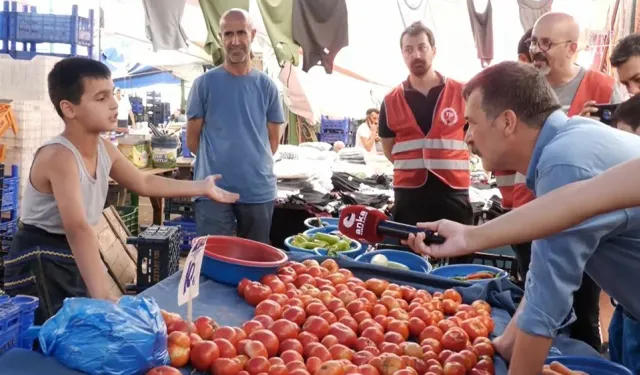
338, 205, 387, 243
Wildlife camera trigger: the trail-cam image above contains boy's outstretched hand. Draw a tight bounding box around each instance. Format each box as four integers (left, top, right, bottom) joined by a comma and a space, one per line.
203, 175, 240, 203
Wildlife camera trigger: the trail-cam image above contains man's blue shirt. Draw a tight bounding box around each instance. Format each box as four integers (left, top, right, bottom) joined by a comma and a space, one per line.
186, 67, 284, 203
517, 110, 640, 337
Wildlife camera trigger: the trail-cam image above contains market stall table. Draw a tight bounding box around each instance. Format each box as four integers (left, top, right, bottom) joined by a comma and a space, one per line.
107, 167, 177, 225
0, 255, 601, 375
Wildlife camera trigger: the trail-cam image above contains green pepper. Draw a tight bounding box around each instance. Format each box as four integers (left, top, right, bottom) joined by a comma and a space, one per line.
294, 235, 308, 244
314, 233, 340, 245
336, 240, 351, 251
301, 233, 311, 241
302, 242, 320, 250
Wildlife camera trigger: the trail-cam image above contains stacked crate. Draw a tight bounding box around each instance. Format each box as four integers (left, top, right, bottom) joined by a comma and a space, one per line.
0, 55, 66, 207
319, 116, 351, 145
145, 91, 170, 125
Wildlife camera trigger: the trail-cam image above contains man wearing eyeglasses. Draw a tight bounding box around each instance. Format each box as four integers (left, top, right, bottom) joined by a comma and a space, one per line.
500, 12, 622, 353
529, 13, 623, 116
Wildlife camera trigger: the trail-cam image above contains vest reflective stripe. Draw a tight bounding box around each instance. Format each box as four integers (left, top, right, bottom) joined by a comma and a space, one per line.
394, 159, 471, 170
495, 172, 526, 187
392, 139, 468, 154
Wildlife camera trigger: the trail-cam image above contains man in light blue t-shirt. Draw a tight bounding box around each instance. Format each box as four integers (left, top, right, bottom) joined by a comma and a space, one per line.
186, 8, 284, 243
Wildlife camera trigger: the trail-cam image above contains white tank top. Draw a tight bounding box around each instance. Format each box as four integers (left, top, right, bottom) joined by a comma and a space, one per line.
20, 136, 113, 234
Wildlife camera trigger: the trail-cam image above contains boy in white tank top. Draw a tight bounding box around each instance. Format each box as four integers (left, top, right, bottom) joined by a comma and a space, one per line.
3, 57, 239, 324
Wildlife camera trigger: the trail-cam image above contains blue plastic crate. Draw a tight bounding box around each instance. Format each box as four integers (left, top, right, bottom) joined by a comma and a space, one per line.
0, 2, 94, 60
0, 295, 38, 356
163, 217, 196, 252
320, 116, 350, 132
1, 176, 18, 212
319, 131, 349, 144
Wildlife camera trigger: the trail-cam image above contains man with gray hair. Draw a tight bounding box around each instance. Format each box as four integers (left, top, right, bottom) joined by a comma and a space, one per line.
186, 8, 285, 243
452, 61, 640, 374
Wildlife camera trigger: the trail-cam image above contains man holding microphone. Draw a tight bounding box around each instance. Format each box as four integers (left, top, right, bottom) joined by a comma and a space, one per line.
407, 61, 640, 375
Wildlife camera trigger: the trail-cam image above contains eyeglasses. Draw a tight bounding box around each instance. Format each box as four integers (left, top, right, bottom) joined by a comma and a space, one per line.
526, 37, 574, 52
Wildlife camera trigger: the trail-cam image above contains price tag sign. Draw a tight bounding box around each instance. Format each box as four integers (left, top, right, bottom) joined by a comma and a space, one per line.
178, 237, 206, 306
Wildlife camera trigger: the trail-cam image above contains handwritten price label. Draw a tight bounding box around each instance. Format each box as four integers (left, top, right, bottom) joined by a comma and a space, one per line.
177, 237, 206, 306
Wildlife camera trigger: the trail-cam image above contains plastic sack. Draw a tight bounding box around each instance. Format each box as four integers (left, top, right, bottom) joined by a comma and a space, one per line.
38, 296, 170, 375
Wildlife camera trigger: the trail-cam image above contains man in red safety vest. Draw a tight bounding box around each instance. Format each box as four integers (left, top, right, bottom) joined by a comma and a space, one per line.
494, 13, 623, 353
378, 21, 473, 255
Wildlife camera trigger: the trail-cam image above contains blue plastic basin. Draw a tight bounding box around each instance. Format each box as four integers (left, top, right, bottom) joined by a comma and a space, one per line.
545, 356, 633, 375
284, 226, 364, 258
200, 236, 288, 286
430, 264, 508, 283
355, 250, 433, 273
304, 217, 339, 229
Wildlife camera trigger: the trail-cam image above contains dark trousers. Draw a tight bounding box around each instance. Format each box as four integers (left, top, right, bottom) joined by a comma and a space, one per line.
3, 223, 88, 325
609, 305, 640, 372
195, 199, 275, 244
511, 241, 602, 352
393, 181, 474, 263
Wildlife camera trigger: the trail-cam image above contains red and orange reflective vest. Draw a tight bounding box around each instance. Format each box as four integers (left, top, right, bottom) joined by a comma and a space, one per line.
384, 78, 470, 190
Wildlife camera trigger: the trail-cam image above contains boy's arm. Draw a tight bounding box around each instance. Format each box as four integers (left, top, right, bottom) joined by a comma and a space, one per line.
104, 141, 239, 202
47, 149, 113, 301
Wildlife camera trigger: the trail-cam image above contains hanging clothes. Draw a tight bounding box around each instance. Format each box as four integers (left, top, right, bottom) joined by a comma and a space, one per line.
141, 0, 188, 52
517, 0, 553, 31
278, 62, 316, 122
396, 0, 430, 28
467, 0, 494, 68
257, 0, 300, 66
198, 0, 250, 65
292, 0, 349, 74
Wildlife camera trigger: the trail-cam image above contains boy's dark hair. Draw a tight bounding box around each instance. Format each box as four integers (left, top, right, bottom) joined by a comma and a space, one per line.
400, 21, 436, 49
610, 34, 640, 68
48, 57, 112, 118
462, 61, 561, 128
180, 108, 186, 115
518, 28, 533, 58
612, 95, 640, 130
366, 108, 379, 116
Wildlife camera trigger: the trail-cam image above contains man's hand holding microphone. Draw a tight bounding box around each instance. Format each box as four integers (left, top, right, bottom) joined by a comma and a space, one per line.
403, 219, 475, 259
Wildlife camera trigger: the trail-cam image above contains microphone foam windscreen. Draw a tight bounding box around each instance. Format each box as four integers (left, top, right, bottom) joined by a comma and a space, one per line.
338, 205, 388, 243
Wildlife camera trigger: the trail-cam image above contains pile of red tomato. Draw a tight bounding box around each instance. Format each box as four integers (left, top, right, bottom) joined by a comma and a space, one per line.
148, 258, 497, 375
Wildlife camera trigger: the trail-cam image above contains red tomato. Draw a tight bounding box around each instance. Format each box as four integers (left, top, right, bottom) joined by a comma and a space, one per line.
442, 361, 466, 375
302, 316, 330, 339
146, 366, 182, 375
460, 318, 489, 341
167, 331, 191, 367
269, 319, 300, 342
281, 349, 304, 364
298, 331, 320, 347
328, 322, 358, 348
253, 315, 275, 329
213, 338, 237, 358
243, 340, 268, 359
212, 357, 243, 375
329, 343, 354, 361
279, 338, 304, 355
245, 356, 270, 375
282, 306, 307, 326
244, 282, 272, 306
248, 329, 280, 357
190, 341, 220, 371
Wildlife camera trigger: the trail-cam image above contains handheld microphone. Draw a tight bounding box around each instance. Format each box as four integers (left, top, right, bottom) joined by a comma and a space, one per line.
338, 205, 446, 245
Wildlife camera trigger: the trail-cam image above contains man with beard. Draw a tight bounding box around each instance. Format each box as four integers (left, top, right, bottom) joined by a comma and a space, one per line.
378, 21, 473, 248
407, 61, 640, 375
530, 12, 622, 116
495, 27, 537, 282
498, 12, 622, 352
610, 33, 640, 96
186, 9, 285, 243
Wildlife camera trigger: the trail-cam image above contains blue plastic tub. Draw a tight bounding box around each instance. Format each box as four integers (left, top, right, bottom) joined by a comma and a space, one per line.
284, 226, 364, 258
545, 356, 633, 375
200, 236, 288, 286
355, 250, 433, 273
303, 217, 339, 229
10, 295, 38, 350
430, 264, 508, 283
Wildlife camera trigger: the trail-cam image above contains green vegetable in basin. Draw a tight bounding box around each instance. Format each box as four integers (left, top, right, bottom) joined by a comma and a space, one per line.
290, 231, 354, 252
370, 254, 410, 271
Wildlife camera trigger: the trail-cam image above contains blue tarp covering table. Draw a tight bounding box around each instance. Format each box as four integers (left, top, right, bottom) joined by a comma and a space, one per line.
0, 255, 601, 374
